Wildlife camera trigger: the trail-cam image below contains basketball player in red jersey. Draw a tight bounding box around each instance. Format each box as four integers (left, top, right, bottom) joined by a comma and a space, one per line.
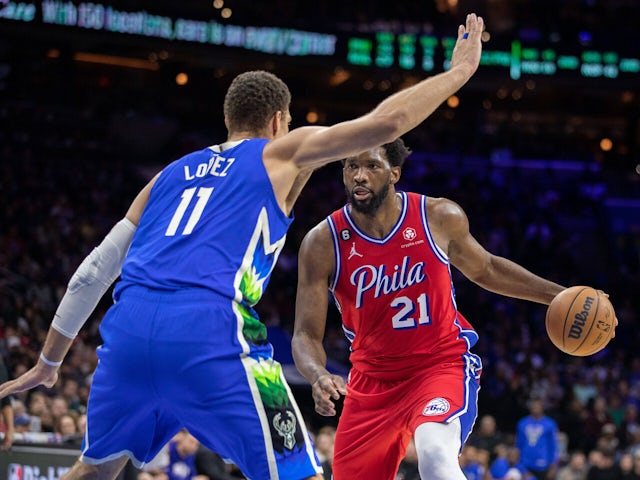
292, 139, 570, 480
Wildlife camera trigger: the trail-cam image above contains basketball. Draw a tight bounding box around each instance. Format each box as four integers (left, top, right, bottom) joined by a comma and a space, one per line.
545, 286, 615, 356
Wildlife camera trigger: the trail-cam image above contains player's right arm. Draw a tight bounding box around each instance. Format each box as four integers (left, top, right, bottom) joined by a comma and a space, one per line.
267, 14, 484, 172
0, 174, 160, 399
292, 222, 347, 416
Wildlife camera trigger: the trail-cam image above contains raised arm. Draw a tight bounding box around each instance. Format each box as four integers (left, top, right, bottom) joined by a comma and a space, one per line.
292, 222, 347, 416
431, 198, 565, 304
266, 14, 484, 172
0, 174, 159, 398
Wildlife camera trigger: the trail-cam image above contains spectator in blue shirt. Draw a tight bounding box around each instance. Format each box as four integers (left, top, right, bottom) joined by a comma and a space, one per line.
164, 430, 208, 480
515, 397, 559, 480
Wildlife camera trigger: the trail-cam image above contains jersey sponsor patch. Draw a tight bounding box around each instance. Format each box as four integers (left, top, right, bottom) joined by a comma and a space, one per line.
402, 227, 417, 241
422, 397, 450, 416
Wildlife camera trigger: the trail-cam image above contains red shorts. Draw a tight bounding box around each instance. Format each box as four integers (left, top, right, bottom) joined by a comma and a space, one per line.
332, 353, 481, 480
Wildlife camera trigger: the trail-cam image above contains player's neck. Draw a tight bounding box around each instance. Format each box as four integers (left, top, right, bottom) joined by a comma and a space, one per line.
227, 127, 272, 142
350, 191, 401, 239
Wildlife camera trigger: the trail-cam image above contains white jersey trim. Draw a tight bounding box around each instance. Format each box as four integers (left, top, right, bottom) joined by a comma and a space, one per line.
326, 215, 342, 293
419, 195, 449, 265
208, 139, 249, 152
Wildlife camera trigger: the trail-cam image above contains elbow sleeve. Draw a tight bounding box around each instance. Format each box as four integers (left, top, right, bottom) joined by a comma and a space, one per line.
52, 218, 137, 338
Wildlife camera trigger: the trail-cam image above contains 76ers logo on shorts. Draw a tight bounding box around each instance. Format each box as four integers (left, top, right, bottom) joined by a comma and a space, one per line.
422, 397, 450, 416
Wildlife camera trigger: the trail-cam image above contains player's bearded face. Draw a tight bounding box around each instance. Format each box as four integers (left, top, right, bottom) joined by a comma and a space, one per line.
346, 180, 390, 214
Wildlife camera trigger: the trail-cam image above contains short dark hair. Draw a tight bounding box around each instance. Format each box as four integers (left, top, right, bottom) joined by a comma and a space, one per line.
342, 138, 411, 168
223, 71, 291, 135
381, 138, 411, 168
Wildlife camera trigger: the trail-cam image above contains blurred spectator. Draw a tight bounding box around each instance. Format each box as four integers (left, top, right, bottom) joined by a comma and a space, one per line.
516, 398, 560, 480
164, 430, 208, 480
50, 395, 69, 419
460, 444, 485, 480
468, 414, 505, 462
585, 448, 621, 480
585, 397, 616, 453
620, 404, 640, 450
561, 398, 590, 453
506, 468, 525, 480
556, 451, 589, 480
597, 424, 620, 453
0, 355, 14, 450
314, 426, 336, 479
194, 445, 245, 480
54, 413, 78, 436
619, 453, 634, 478
622, 451, 640, 480
76, 413, 87, 436
61, 378, 83, 413
137, 444, 170, 480
491, 444, 530, 480
14, 413, 31, 434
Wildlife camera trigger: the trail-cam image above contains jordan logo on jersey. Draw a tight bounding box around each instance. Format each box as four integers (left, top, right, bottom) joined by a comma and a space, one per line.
348, 242, 363, 260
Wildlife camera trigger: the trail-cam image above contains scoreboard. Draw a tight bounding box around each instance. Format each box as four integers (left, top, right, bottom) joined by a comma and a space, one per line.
1, 0, 639, 84
347, 32, 640, 81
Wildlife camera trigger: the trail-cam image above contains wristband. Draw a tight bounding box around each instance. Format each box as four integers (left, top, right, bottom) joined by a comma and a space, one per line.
39, 353, 63, 367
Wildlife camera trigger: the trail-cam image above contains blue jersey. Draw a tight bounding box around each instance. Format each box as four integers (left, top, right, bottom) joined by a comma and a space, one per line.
515, 415, 559, 472
116, 138, 292, 307
83, 140, 322, 478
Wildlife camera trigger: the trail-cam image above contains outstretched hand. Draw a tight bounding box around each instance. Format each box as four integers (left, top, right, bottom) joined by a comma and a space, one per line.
450, 13, 485, 78
312, 374, 348, 416
0, 362, 58, 399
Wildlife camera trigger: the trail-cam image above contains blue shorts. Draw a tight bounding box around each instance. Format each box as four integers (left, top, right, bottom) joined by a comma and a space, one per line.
80, 286, 322, 480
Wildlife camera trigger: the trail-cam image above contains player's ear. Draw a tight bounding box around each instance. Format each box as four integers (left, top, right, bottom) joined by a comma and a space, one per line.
390, 166, 401, 185
271, 111, 283, 137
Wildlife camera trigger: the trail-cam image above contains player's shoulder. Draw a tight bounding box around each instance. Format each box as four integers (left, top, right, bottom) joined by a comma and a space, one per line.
423, 196, 470, 239
425, 196, 467, 222
300, 219, 333, 255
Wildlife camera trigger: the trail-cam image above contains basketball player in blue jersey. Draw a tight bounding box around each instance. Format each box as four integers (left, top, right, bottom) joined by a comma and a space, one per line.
0, 14, 485, 480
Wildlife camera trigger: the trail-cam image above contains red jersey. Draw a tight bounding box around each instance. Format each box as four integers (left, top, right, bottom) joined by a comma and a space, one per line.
327, 191, 478, 380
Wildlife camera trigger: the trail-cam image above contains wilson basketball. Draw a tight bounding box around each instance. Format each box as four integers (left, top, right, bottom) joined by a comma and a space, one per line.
545, 286, 615, 356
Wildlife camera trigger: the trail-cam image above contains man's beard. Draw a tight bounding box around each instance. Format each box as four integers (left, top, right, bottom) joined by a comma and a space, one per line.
346, 182, 390, 215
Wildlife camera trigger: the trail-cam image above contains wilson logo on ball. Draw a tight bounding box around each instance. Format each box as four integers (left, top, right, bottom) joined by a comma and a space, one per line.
567, 296, 594, 339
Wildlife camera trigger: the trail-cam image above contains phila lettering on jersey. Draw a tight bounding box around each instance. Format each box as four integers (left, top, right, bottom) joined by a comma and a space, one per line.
326, 192, 478, 379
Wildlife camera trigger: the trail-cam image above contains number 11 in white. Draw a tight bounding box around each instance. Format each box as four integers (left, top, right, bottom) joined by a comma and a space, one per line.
165, 187, 213, 236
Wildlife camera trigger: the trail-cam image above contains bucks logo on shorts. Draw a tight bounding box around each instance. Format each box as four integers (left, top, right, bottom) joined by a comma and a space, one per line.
251, 357, 305, 454
273, 411, 297, 450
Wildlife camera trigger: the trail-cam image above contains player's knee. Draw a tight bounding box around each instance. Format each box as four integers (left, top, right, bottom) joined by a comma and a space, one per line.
414, 422, 465, 480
